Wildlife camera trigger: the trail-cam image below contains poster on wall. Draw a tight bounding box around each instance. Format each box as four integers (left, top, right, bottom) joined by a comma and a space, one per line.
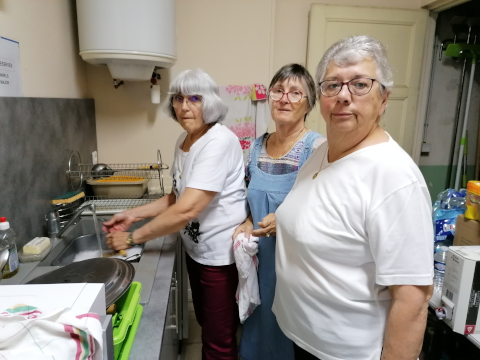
0, 36, 22, 97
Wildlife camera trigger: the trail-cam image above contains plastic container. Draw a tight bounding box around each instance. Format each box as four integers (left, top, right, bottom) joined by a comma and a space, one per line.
0, 217, 20, 279
465, 181, 480, 220
433, 188, 466, 252
112, 281, 143, 360
433, 246, 448, 293
18, 242, 52, 263
87, 177, 148, 199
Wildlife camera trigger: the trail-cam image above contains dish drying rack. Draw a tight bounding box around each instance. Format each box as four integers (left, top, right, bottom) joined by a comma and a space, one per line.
64, 149, 169, 215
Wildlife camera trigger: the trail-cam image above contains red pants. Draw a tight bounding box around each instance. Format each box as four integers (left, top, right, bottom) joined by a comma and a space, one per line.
186, 252, 239, 360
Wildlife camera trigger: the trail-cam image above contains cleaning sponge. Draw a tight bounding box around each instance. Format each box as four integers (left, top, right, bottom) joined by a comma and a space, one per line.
23, 237, 51, 255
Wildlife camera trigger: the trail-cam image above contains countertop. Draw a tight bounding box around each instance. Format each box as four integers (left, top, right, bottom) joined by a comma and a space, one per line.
0, 234, 179, 360
129, 234, 177, 359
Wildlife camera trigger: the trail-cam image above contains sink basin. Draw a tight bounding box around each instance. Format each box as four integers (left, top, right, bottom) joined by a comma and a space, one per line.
29, 215, 165, 306
50, 233, 143, 266
38, 217, 147, 267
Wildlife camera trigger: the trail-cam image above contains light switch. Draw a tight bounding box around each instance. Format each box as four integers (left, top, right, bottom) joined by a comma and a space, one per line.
92, 151, 98, 165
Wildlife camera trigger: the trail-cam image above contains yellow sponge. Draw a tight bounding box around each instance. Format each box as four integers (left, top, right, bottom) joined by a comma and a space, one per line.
51, 191, 84, 205
23, 237, 51, 255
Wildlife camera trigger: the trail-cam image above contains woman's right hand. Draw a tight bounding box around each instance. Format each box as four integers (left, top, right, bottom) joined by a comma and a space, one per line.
102, 211, 136, 233
232, 217, 254, 240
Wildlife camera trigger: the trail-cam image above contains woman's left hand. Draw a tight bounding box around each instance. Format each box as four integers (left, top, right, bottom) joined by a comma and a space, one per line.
252, 213, 276, 238
106, 231, 131, 251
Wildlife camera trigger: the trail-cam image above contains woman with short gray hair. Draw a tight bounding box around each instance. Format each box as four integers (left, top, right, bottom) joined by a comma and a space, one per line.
233, 63, 324, 360
273, 36, 433, 360
104, 69, 247, 360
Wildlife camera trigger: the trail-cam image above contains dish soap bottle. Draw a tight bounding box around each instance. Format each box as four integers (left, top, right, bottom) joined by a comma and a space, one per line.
0, 217, 19, 279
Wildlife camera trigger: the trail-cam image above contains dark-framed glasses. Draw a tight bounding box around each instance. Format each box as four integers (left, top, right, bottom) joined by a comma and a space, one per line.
268, 88, 308, 103
172, 94, 203, 108
319, 78, 380, 97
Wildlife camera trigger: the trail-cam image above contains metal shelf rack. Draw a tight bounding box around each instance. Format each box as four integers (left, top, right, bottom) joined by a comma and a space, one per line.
67, 149, 169, 197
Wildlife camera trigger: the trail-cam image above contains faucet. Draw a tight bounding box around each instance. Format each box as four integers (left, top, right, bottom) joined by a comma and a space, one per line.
55, 203, 97, 239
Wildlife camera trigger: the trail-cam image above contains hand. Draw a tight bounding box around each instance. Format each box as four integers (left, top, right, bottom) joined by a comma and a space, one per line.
106, 231, 132, 251
252, 213, 276, 238
102, 211, 136, 234
232, 217, 254, 240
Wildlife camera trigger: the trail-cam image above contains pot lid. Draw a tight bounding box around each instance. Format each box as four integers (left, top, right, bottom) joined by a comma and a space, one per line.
27, 258, 135, 307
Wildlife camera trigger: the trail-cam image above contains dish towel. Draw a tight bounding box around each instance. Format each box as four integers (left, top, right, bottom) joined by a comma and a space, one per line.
0, 304, 104, 360
219, 85, 270, 162
233, 233, 261, 323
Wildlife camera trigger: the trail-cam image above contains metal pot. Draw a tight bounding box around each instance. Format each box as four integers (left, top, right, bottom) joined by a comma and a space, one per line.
27, 257, 134, 307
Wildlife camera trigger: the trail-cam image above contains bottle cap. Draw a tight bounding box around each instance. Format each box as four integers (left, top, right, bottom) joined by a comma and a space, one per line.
0, 217, 10, 230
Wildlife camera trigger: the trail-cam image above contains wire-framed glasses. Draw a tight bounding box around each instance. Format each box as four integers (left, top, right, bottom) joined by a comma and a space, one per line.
171, 94, 203, 108
268, 88, 308, 103
319, 78, 380, 97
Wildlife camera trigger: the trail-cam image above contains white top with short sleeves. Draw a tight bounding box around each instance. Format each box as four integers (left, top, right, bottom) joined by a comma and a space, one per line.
273, 135, 434, 360
171, 123, 248, 266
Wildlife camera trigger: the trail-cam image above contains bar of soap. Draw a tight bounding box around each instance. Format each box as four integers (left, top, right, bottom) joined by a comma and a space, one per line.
23, 237, 50, 255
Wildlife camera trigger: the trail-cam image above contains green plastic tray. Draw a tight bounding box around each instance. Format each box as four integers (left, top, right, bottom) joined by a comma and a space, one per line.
113, 281, 142, 359
118, 304, 143, 360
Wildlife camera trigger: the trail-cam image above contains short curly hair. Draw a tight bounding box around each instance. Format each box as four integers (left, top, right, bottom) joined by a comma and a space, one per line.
315, 35, 394, 95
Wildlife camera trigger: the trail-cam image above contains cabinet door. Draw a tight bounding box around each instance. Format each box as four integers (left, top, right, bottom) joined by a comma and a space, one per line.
306, 4, 429, 156
159, 272, 179, 360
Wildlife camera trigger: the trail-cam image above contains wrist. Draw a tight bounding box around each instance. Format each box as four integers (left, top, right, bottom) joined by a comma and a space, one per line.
126, 231, 140, 247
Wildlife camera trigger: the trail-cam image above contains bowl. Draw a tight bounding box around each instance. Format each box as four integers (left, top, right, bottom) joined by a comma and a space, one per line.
91, 163, 114, 179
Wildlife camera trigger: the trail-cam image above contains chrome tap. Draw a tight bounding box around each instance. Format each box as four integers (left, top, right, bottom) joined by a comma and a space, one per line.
55, 203, 97, 239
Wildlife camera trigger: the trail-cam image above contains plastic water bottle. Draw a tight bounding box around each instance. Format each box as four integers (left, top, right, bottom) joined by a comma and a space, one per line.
433, 188, 466, 253
433, 246, 448, 293
0, 216, 20, 279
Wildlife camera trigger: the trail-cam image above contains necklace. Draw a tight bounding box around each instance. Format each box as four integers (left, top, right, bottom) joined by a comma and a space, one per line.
269, 127, 306, 160
312, 146, 329, 179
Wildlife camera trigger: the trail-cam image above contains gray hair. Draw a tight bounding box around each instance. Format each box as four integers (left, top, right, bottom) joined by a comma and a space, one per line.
269, 63, 316, 114
315, 35, 394, 95
166, 69, 228, 124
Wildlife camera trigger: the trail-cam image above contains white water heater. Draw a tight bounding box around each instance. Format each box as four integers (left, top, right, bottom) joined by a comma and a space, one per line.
76, 0, 176, 81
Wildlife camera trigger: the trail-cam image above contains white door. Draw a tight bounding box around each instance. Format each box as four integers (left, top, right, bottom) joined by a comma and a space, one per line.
306, 4, 429, 156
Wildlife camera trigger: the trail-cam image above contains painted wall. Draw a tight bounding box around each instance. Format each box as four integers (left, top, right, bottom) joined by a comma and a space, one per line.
0, 0, 88, 98
90, 0, 425, 191
418, 2, 480, 200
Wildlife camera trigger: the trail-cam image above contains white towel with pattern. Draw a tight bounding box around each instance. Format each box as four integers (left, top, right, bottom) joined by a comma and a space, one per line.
233, 233, 261, 323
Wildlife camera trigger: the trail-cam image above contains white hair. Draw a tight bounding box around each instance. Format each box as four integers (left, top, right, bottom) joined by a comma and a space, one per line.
166, 69, 228, 124
315, 35, 394, 95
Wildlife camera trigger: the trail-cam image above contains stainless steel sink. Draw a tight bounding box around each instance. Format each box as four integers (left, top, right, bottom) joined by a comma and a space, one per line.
29, 215, 165, 306
38, 217, 147, 267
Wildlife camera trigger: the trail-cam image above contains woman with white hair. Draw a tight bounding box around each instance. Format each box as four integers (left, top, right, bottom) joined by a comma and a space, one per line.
272, 36, 433, 360
104, 69, 247, 360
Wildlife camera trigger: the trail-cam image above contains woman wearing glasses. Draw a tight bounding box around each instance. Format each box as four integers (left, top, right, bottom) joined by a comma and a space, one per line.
104, 69, 247, 360
233, 63, 324, 360
273, 36, 433, 360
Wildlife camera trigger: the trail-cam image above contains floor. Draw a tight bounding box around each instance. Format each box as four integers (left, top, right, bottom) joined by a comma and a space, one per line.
180, 301, 242, 360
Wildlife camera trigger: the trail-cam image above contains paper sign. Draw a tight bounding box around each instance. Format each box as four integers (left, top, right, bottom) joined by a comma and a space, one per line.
0, 37, 22, 96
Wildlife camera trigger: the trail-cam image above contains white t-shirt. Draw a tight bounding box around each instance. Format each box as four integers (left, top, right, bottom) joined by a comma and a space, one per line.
273, 136, 434, 360
171, 123, 248, 266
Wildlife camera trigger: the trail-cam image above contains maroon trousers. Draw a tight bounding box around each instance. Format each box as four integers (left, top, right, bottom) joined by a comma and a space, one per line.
185, 253, 239, 360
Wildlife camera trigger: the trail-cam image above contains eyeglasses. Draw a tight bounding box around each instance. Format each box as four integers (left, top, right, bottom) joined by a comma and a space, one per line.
171, 94, 203, 108
268, 88, 308, 103
319, 78, 381, 97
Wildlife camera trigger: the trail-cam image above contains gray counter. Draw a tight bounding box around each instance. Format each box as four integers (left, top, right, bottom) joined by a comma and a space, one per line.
0, 234, 180, 360
129, 235, 178, 360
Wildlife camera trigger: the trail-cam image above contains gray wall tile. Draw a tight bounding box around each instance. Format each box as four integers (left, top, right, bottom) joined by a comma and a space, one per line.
0, 97, 96, 248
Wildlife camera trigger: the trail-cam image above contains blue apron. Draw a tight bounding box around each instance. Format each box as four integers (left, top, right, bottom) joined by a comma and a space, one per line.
239, 131, 321, 360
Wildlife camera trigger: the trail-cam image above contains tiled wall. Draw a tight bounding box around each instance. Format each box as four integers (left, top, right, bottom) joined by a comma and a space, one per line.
0, 98, 96, 248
